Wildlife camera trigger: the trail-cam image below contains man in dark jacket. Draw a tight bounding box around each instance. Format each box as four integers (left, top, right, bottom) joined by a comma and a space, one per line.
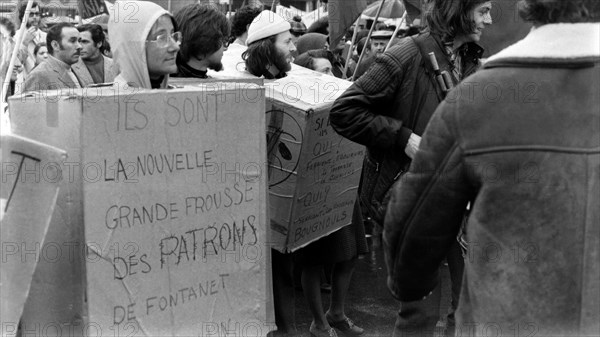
383, 0, 599, 336
330, 0, 492, 335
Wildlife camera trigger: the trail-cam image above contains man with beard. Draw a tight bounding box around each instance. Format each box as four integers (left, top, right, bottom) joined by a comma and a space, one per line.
172, 4, 230, 79
72, 24, 116, 86
243, 10, 297, 79
22, 22, 82, 92
17, 2, 46, 76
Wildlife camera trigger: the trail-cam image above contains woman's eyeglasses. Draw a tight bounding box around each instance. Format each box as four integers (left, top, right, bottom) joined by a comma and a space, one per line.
147, 32, 182, 48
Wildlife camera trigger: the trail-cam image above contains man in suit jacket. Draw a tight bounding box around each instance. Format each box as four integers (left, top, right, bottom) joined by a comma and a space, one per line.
72, 24, 116, 86
22, 23, 82, 93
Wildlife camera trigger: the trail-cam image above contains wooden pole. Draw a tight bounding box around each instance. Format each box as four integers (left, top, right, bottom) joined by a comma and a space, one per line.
342, 19, 360, 80
385, 11, 406, 53
351, 0, 386, 81
2, 0, 34, 108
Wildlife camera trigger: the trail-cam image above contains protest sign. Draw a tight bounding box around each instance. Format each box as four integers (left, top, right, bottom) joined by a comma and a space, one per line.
0, 134, 65, 335
9, 83, 270, 335
264, 67, 365, 252
78, 0, 108, 19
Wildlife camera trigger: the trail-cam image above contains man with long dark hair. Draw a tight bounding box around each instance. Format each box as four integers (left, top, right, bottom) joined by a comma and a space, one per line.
330, 0, 492, 336
242, 10, 297, 79
230, 5, 262, 47
173, 4, 230, 78
383, 0, 599, 336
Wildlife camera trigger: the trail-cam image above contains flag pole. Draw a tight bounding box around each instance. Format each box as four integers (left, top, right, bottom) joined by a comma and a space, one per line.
2, 0, 34, 110
342, 18, 360, 80
385, 11, 406, 53
351, 0, 386, 81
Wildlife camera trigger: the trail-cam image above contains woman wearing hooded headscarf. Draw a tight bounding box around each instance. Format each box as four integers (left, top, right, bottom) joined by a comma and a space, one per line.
109, 1, 181, 89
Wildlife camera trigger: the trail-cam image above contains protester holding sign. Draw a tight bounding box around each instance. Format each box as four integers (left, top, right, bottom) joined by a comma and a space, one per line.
330, 0, 492, 336
109, 1, 180, 89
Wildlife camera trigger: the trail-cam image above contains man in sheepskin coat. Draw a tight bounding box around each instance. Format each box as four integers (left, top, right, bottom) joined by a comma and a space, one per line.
383, 0, 599, 336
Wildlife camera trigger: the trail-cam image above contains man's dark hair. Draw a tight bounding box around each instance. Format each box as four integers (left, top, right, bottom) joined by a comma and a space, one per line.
33, 42, 46, 56
230, 6, 261, 40
77, 24, 106, 52
307, 16, 329, 35
46, 22, 73, 55
243, 35, 288, 77
423, 0, 490, 38
294, 49, 335, 71
518, 0, 600, 25
174, 4, 230, 63
18, 1, 39, 22
357, 36, 371, 55
0, 17, 16, 37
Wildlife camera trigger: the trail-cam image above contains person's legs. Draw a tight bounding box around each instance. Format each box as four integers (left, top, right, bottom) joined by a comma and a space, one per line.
325, 258, 364, 335
302, 264, 330, 330
326, 258, 356, 320
272, 249, 297, 333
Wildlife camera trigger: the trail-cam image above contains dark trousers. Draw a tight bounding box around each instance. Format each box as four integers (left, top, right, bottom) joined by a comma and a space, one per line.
272, 249, 296, 332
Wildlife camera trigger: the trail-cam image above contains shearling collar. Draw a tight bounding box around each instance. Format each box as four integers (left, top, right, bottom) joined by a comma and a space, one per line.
485, 23, 600, 67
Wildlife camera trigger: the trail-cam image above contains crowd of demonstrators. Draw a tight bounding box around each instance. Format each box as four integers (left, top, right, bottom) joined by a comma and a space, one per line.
3, 1, 598, 336
172, 4, 230, 79
22, 22, 83, 92
382, 1, 599, 336
330, 0, 492, 335
73, 24, 116, 85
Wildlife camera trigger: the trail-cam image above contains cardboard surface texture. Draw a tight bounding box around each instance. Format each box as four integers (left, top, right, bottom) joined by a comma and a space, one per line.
8, 84, 270, 336
0, 135, 65, 335
264, 71, 365, 252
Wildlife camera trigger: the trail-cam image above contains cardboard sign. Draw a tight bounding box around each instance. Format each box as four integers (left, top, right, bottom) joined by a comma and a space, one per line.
9, 84, 271, 336
0, 134, 65, 335
264, 68, 366, 252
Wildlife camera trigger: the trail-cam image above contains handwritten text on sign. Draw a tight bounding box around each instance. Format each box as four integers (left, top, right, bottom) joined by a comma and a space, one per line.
82, 87, 268, 335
